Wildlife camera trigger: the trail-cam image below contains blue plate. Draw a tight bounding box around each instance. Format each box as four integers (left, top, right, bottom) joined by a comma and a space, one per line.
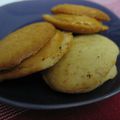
0, 0, 120, 110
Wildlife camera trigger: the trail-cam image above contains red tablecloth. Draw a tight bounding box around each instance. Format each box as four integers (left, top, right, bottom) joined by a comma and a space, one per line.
13, 93, 120, 120
0, 0, 120, 120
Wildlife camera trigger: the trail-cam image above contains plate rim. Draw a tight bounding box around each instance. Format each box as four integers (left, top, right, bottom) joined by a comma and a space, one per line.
0, 88, 120, 109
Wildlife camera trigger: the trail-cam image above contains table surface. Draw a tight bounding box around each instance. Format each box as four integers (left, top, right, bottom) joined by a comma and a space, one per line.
0, 0, 120, 120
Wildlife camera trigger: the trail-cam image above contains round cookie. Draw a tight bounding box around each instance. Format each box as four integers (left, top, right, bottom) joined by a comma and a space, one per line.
52, 4, 110, 21
43, 34, 119, 93
43, 14, 108, 34
0, 22, 56, 70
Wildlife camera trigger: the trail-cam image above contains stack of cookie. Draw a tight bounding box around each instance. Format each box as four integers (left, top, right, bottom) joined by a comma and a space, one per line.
0, 22, 72, 80
0, 4, 119, 94
43, 4, 110, 34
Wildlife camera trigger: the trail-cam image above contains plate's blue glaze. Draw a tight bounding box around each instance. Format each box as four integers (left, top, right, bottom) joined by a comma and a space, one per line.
0, 0, 120, 109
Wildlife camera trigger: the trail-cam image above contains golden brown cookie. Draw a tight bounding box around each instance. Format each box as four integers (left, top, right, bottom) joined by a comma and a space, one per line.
0, 31, 73, 81
52, 4, 110, 21
0, 22, 56, 70
43, 14, 108, 34
43, 34, 119, 93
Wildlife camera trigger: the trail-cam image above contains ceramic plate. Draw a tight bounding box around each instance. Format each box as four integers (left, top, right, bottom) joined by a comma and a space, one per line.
0, 0, 120, 109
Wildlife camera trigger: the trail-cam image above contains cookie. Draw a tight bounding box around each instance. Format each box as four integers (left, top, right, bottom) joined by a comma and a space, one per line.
43, 14, 108, 34
52, 4, 110, 21
0, 22, 56, 70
